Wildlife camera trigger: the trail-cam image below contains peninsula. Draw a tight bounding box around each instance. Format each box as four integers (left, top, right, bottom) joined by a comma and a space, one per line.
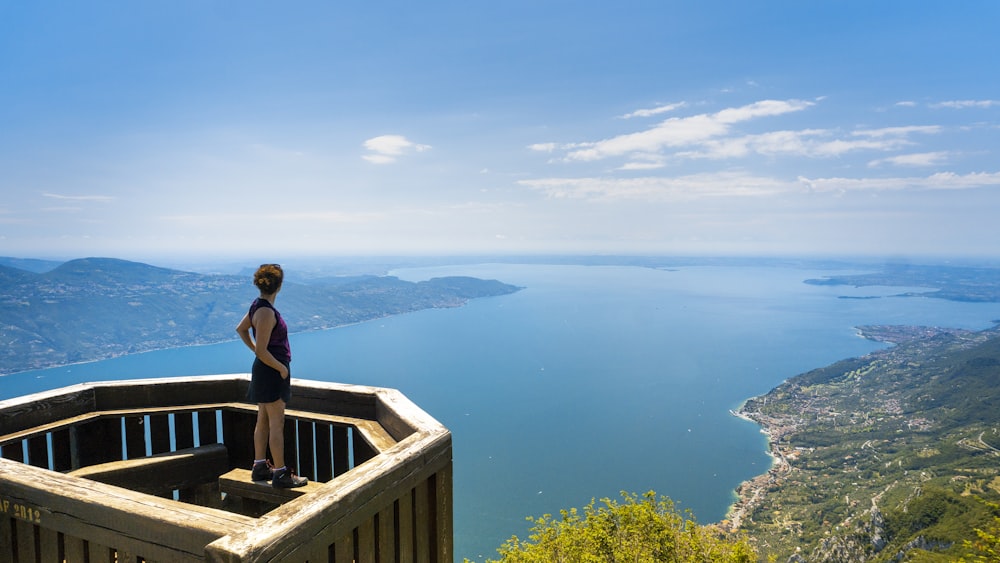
0, 257, 521, 375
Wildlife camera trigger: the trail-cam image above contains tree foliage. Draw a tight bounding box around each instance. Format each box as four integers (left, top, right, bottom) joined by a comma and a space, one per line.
478, 491, 757, 563
960, 500, 1000, 562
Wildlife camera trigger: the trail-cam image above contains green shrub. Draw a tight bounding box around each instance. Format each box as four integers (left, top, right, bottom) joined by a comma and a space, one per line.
476, 491, 757, 563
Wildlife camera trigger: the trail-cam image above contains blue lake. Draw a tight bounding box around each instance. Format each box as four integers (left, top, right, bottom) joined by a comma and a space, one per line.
5, 263, 1000, 561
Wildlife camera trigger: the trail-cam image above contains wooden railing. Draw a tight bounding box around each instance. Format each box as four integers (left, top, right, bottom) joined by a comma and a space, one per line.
0, 375, 453, 562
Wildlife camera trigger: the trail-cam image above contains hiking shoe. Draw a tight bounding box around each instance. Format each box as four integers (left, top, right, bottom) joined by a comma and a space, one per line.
272, 467, 308, 488
251, 460, 275, 482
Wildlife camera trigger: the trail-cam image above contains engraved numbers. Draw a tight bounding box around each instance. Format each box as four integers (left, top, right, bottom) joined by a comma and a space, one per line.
1, 497, 42, 524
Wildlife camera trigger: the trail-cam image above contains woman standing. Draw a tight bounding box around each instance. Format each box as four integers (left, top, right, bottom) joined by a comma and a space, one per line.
235, 263, 307, 488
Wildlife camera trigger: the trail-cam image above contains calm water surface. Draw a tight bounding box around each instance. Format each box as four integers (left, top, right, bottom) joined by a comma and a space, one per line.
5, 264, 1000, 561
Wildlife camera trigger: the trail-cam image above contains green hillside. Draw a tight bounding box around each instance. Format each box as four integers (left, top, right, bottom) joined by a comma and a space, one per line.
733, 324, 1000, 561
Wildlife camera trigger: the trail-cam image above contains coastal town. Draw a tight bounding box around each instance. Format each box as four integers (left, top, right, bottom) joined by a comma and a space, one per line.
719, 323, 1000, 560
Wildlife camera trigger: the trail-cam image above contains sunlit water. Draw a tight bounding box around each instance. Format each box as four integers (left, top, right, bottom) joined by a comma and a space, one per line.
5, 263, 1000, 561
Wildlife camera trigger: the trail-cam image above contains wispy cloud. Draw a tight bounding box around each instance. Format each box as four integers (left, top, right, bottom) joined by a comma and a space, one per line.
42, 192, 115, 202
362, 135, 431, 164
799, 171, 1000, 192
560, 99, 815, 163
534, 100, 947, 164
528, 142, 558, 153
868, 151, 950, 168
162, 210, 385, 224
519, 169, 1000, 203
519, 172, 794, 201
931, 99, 1000, 109
620, 102, 686, 119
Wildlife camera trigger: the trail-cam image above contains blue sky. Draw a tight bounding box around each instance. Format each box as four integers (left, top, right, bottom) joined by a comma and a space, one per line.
2, 1, 999, 261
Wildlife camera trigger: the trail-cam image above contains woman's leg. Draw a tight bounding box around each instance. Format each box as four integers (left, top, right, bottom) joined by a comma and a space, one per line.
262, 399, 287, 468
253, 404, 271, 461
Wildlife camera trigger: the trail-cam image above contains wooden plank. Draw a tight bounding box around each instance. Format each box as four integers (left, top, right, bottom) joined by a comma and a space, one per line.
333, 426, 350, 476
206, 430, 451, 563
197, 409, 219, 445
123, 415, 146, 459
1, 402, 397, 456
434, 465, 454, 563
51, 428, 72, 472
353, 420, 398, 454
90, 376, 248, 411
182, 481, 222, 508
314, 423, 333, 482
0, 384, 95, 436
414, 480, 430, 563
88, 541, 113, 562
174, 412, 196, 451
63, 534, 86, 563
218, 468, 325, 504
332, 531, 354, 563
298, 420, 316, 481
374, 390, 419, 442
73, 417, 123, 468
70, 443, 229, 495
1, 441, 24, 463
287, 540, 332, 563
353, 428, 378, 466
38, 526, 59, 562
398, 491, 415, 563
374, 389, 446, 443
14, 520, 37, 563
148, 414, 171, 455
26, 434, 49, 469
357, 517, 376, 563
0, 516, 13, 563
221, 410, 254, 470
289, 383, 378, 420
0, 404, 235, 445
0, 458, 253, 562
283, 421, 296, 473
377, 505, 397, 563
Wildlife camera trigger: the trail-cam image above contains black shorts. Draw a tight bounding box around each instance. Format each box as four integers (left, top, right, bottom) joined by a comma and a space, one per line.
247, 357, 291, 404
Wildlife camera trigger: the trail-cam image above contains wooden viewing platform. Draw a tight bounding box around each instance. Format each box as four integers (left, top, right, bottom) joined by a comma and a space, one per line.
0, 375, 453, 562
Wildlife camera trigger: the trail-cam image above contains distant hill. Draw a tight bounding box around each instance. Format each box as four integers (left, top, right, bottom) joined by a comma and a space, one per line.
0, 257, 521, 375
0, 257, 63, 274
733, 323, 1000, 561
805, 262, 1000, 302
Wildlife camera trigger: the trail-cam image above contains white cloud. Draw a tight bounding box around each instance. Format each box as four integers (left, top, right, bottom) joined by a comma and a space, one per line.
562, 99, 815, 162
620, 102, 686, 119
679, 129, 828, 159
518, 169, 1000, 204
362, 134, 431, 164
676, 125, 931, 160
618, 161, 666, 171
42, 192, 115, 202
535, 100, 954, 168
931, 100, 999, 109
528, 142, 558, 152
852, 125, 941, 138
798, 171, 1000, 192
868, 151, 950, 168
519, 172, 794, 201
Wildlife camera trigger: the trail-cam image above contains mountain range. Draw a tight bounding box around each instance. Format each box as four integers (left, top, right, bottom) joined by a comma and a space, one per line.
0, 257, 520, 375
